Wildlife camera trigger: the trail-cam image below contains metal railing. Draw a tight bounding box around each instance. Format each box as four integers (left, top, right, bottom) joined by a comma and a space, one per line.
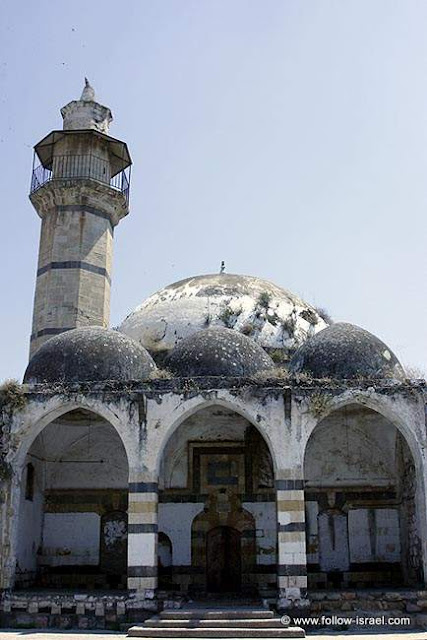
30, 154, 131, 203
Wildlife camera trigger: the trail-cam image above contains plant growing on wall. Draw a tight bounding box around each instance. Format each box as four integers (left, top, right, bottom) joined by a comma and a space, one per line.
0, 379, 27, 415
257, 291, 272, 310
307, 392, 332, 418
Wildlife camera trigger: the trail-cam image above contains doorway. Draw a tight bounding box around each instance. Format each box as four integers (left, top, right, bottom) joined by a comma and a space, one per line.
206, 526, 241, 592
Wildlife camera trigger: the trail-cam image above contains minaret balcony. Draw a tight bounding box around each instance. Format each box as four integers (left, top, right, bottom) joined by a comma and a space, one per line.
31, 152, 131, 204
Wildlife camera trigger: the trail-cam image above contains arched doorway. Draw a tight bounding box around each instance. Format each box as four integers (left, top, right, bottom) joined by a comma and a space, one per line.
304, 403, 423, 589
207, 526, 242, 592
15, 408, 129, 590
158, 404, 276, 595
158, 532, 173, 589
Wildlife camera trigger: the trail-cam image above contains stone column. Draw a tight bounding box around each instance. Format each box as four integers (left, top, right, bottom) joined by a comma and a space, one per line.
127, 473, 158, 598
276, 474, 308, 609
0, 474, 20, 591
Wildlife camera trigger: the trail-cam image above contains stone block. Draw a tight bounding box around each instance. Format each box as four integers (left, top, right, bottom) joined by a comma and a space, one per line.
59, 615, 72, 629
16, 613, 33, 627
384, 592, 403, 601
416, 613, 427, 629
78, 616, 90, 629
28, 602, 39, 614
35, 615, 49, 628
105, 612, 117, 623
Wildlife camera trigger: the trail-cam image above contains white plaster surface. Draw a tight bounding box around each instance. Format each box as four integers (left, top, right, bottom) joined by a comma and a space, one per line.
41, 513, 100, 565
243, 502, 277, 564
16, 455, 44, 575
158, 504, 204, 565
120, 273, 327, 354
349, 508, 401, 563
305, 406, 398, 486
318, 512, 350, 572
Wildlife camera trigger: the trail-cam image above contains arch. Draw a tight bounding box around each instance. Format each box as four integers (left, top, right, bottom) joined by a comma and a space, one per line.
155, 396, 278, 477
13, 404, 130, 590
158, 532, 173, 590
156, 398, 277, 595
158, 532, 173, 568
302, 393, 425, 477
12, 398, 133, 475
303, 400, 425, 588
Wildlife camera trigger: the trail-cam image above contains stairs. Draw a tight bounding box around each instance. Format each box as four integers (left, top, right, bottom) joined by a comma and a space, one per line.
127, 606, 305, 637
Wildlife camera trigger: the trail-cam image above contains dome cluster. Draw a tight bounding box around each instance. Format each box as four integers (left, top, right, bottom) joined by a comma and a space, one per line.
23, 276, 404, 383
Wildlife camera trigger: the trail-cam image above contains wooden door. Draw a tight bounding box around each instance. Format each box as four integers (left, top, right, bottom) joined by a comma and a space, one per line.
206, 526, 241, 592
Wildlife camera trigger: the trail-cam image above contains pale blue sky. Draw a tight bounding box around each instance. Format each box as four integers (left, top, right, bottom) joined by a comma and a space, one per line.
1, 0, 426, 380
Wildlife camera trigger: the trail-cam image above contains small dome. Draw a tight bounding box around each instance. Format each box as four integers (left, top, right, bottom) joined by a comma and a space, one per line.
165, 327, 275, 377
120, 273, 328, 357
289, 322, 404, 379
24, 327, 156, 383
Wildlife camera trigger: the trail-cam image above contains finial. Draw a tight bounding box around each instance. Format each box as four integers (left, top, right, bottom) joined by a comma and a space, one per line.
220, 260, 226, 274
80, 77, 95, 102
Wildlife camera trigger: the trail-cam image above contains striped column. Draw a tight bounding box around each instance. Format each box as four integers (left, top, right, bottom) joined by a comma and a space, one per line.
127, 477, 158, 593
276, 477, 307, 594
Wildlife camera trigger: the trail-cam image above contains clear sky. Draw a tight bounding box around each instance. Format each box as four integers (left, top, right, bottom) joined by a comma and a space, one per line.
1, 0, 426, 381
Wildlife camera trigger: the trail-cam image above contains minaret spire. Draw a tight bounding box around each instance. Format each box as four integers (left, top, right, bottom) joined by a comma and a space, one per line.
80, 77, 95, 102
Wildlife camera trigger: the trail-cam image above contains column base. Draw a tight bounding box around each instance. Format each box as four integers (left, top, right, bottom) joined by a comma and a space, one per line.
277, 588, 310, 611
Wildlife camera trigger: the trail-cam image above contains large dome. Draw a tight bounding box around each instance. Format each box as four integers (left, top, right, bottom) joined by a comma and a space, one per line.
120, 273, 328, 358
289, 322, 404, 380
24, 327, 156, 384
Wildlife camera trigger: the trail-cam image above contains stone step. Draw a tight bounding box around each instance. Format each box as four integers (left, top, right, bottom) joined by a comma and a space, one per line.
128, 625, 305, 638
148, 617, 285, 628
160, 609, 274, 620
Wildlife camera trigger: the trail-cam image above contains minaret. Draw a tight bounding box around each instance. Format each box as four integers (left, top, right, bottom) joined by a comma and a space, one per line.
29, 80, 131, 357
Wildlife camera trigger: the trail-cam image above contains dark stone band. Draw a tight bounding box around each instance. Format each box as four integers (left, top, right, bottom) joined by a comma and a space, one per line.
129, 482, 158, 494
128, 566, 157, 578
37, 261, 111, 284
276, 479, 305, 491
278, 564, 307, 576
278, 522, 306, 532
128, 524, 158, 534
30, 327, 75, 341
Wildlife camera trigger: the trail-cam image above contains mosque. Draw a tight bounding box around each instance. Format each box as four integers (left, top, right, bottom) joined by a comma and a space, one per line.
0, 81, 426, 632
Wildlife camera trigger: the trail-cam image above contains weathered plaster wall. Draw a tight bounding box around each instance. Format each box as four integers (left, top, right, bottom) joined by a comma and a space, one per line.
41, 512, 100, 565
243, 501, 276, 565
158, 503, 204, 565
348, 508, 400, 563
305, 405, 397, 486
15, 444, 45, 586
14, 408, 129, 586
